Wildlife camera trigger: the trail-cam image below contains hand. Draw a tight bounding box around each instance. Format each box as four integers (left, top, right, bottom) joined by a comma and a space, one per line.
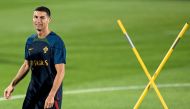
4, 84, 14, 99
44, 95, 54, 109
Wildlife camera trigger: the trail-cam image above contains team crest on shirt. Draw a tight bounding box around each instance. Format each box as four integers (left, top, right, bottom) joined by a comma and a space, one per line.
43, 46, 48, 53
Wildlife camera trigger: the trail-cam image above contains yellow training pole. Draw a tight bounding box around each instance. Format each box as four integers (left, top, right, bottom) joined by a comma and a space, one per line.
134, 22, 189, 109
117, 20, 168, 109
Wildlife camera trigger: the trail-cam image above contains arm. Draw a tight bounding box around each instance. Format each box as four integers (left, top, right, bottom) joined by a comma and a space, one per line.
4, 60, 30, 99
44, 64, 65, 109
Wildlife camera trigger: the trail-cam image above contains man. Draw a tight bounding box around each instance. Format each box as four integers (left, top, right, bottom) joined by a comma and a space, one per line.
4, 6, 66, 109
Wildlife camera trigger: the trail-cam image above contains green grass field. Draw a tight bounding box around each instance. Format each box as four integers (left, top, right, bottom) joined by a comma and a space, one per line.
0, 0, 190, 109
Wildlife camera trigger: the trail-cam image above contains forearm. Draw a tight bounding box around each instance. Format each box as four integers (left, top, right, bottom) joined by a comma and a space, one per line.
49, 64, 65, 97
11, 60, 29, 87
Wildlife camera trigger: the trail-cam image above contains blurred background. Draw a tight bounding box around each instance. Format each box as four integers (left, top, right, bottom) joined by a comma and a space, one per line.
0, 0, 190, 109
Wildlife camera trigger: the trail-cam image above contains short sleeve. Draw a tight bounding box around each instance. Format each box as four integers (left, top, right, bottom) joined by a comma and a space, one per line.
53, 40, 66, 64
25, 41, 29, 60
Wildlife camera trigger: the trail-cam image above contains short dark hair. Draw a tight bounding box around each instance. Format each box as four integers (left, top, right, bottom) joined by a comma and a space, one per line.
34, 6, 51, 17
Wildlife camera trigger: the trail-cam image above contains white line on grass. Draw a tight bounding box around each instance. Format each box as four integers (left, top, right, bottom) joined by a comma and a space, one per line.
0, 83, 190, 102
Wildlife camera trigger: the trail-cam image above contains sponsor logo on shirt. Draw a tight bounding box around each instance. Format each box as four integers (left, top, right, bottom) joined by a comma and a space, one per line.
30, 60, 48, 66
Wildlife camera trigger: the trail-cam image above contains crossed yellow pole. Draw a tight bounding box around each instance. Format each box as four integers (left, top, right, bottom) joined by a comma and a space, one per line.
117, 20, 168, 109
117, 19, 189, 109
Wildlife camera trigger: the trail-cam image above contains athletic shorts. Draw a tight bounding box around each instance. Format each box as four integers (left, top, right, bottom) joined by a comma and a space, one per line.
22, 85, 62, 109
22, 96, 62, 109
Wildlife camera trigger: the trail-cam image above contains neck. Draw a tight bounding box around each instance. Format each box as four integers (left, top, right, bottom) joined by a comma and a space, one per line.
37, 29, 51, 38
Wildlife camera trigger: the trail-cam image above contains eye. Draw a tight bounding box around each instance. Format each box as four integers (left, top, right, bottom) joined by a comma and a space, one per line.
34, 15, 38, 19
40, 16, 45, 19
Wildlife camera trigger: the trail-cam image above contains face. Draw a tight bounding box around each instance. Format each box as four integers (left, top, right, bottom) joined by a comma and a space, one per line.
33, 11, 50, 31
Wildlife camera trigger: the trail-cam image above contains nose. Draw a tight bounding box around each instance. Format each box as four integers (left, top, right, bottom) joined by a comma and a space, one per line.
36, 18, 42, 23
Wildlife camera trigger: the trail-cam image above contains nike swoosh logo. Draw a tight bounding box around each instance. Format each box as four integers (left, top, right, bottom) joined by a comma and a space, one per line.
29, 48, 33, 50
